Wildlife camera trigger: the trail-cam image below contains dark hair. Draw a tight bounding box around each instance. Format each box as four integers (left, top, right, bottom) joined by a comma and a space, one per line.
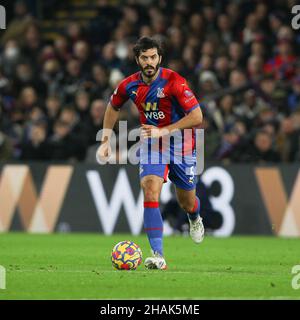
133, 37, 163, 58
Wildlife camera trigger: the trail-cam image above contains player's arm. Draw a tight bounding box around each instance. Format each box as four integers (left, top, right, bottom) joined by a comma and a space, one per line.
101, 103, 120, 143
141, 107, 202, 138
165, 106, 202, 132
96, 103, 120, 162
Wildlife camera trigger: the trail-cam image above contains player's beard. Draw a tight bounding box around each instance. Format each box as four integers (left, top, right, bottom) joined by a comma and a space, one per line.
139, 63, 160, 79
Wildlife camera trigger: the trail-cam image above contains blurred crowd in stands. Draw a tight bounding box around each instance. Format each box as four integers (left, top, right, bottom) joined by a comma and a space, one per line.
0, 0, 300, 163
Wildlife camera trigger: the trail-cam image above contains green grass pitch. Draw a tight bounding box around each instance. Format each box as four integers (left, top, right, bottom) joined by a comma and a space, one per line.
0, 233, 300, 299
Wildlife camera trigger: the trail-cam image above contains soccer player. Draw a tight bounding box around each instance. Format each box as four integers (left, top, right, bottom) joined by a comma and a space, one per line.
97, 37, 204, 270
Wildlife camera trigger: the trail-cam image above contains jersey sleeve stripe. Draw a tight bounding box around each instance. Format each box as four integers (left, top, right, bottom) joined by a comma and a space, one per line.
185, 104, 200, 113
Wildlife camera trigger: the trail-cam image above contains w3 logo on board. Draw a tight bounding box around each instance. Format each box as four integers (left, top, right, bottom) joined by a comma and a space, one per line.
0, 5, 6, 29
292, 5, 300, 30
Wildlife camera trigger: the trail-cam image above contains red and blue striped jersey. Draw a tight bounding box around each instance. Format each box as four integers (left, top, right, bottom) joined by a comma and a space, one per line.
110, 68, 200, 127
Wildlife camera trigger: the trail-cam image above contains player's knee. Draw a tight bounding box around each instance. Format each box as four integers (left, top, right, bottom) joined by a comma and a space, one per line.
141, 179, 160, 202
143, 189, 160, 202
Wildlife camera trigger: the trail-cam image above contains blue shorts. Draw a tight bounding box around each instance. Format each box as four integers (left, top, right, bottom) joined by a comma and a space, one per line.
139, 150, 198, 191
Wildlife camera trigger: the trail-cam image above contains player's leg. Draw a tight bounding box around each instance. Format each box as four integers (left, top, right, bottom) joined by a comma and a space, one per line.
175, 187, 199, 219
141, 174, 164, 255
141, 174, 167, 269
168, 157, 205, 243
175, 187, 204, 244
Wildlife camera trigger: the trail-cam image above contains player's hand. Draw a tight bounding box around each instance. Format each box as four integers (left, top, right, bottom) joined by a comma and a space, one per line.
96, 142, 112, 164
141, 124, 169, 139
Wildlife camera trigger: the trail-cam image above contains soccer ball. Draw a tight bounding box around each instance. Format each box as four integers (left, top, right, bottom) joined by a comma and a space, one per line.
111, 240, 142, 270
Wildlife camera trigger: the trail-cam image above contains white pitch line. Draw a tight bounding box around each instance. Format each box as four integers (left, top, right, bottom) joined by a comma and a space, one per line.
8, 269, 193, 274
8, 269, 283, 276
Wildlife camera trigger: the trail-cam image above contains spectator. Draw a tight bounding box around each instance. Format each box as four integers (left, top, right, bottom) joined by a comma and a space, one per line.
13, 62, 46, 96
45, 94, 61, 135
215, 122, 246, 161
54, 36, 72, 63
83, 99, 106, 145
228, 42, 245, 69
215, 55, 230, 87
89, 63, 110, 99
242, 13, 260, 45
99, 42, 121, 69
74, 90, 90, 121
247, 55, 264, 82
229, 69, 248, 90
215, 94, 237, 133
48, 119, 82, 161
22, 22, 43, 67
0, 40, 23, 77
288, 76, 300, 113
73, 41, 92, 76
278, 112, 300, 161
0, 66, 10, 95
250, 40, 266, 60
241, 130, 281, 163
20, 121, 48, 160
264, 40, 297, 80
18, 86, 39, 115
62, 58, 83, 103
41, 58, 63, 97
235, 89, 265, 129
189, 14, 204, 38
199, 70, 220, 96
0, 131, 14, 161
65, 21, 85, 45
217, 14, 233, 46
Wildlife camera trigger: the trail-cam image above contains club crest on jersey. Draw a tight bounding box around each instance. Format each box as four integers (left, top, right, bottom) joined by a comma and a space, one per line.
184, 90, 193, 98
157, 88, 165, 98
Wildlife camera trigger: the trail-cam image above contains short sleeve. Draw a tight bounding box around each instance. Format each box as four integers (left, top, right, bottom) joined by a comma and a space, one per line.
172, 77, 200, 113
110, 79, 129, 109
